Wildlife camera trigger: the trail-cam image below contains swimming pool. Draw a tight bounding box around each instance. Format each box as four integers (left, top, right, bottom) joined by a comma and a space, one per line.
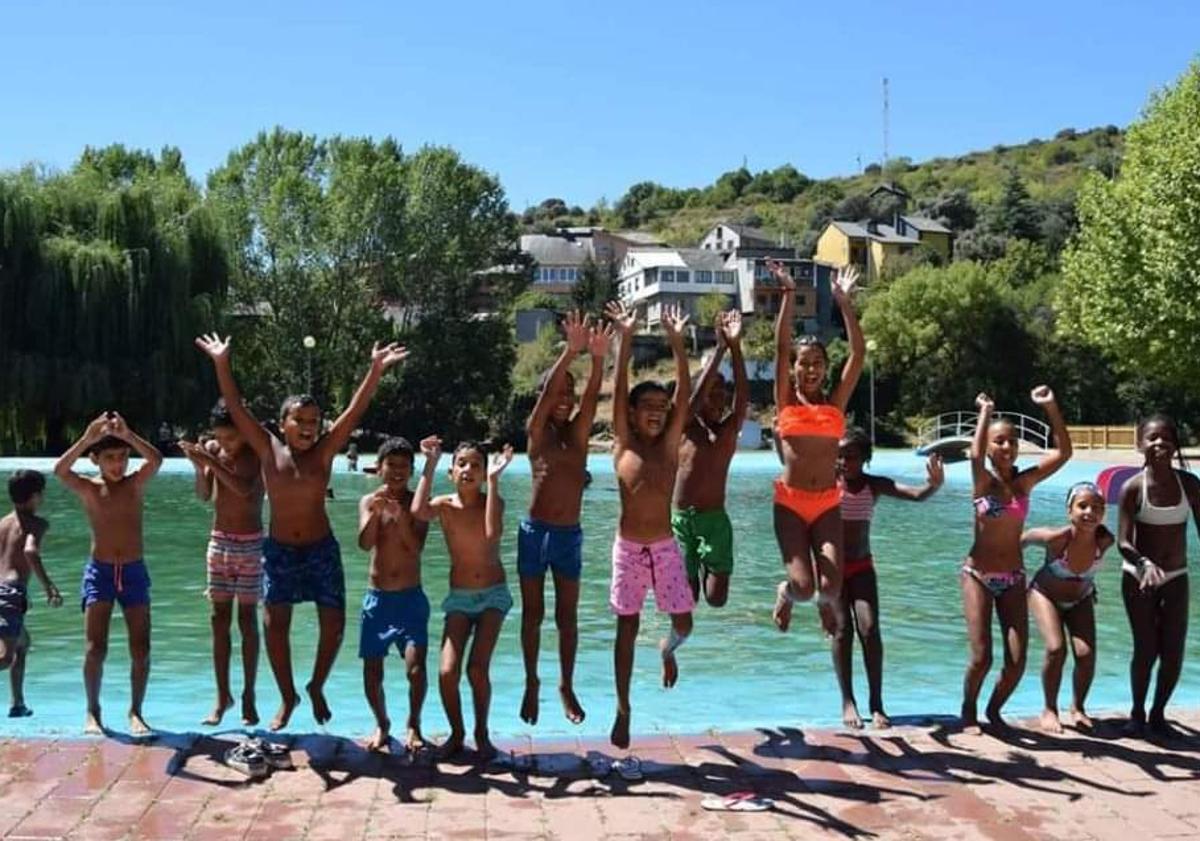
1, 451, 1195, 740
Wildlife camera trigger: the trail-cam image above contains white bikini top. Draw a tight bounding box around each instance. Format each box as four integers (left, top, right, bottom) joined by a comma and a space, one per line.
1137, 469, 1190, 527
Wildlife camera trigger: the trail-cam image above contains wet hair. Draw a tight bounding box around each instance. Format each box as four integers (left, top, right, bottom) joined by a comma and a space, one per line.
453, 440, 487, 462
1066, 481, 1102, 508
629, 381, 670, 408
1137, 413, 1189, 470
88, 436, 130, 457
210, 398, 235, 429
279, 394, 320, 422
377, 436, 414, 464
8, 470, 46, 505
841, 426, 873, 463
793, 335, 829, 363
537, 368, 576, 394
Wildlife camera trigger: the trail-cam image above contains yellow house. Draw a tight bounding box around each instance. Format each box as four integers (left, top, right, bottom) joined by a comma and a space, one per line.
814, 215, 952, 283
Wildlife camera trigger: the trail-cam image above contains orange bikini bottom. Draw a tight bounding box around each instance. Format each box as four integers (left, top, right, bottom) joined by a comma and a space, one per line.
773, 481, 841, 525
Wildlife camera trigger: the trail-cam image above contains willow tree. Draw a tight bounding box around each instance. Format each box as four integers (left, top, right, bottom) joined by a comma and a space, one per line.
0, 146, 229, 453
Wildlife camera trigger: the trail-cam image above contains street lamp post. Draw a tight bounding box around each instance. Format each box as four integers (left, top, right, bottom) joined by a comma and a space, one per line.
866, 338, 878, 446
303, 335, 316, 393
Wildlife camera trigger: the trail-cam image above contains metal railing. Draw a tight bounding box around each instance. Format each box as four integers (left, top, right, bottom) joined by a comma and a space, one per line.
916, 411, 1052, 451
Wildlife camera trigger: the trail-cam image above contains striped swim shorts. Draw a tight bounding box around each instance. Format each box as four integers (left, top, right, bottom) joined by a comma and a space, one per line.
206, 530, 265, 605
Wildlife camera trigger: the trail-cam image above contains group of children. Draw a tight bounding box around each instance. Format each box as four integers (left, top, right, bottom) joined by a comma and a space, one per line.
1, 273, 1197, 756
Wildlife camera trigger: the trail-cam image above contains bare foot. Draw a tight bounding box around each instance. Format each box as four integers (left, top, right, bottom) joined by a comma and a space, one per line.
8, 704, 33, 718
1122, 715, 1146, 739
129, 713, 154, 739
772, 582, 793, 632
984, 701, 1010, 731
201, 694, 234, 726
559, 685, 586, 725
84, 710, 104, 735
269, 693, 301, 732
610, 706, 631, 750
241, 693, 259, 727
365, 724, 390, 753
475, 733, 497, 762
405, 726, 427, 753
872, 710, 891, 730
842, 700, 863, 730
1068, 707, 1093, 730
1039, 709, 1064, 734
438, 733, 466, 760
660, 641, 679, 689
306, 682, 332, 726
960, 702, 981, 736
520, 677, 539, 725
1149, 711, 1179, 740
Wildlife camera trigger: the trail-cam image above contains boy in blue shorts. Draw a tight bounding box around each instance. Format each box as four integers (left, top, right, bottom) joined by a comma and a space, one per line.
54, 412, 163, 736
0, 470, 63, 718
357, 437, 431, 752
519, 310, 610, 727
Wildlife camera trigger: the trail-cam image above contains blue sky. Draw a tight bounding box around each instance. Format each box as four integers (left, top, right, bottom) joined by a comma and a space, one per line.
2, 0, 1197, 209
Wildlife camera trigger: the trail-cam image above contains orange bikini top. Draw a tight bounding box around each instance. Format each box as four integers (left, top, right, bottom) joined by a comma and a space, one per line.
777, 403, 845, 439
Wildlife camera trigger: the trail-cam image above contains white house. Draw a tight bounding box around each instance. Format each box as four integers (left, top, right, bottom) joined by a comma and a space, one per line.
616, 247, 737, 327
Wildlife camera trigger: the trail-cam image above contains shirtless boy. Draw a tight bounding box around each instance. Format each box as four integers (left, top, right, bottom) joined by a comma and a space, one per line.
413, 437, 514, 760
604, 300, 695, 750
195, 333, 408, 730
520, 310, 611, 726
180, 399, 265, 727
358, 437, 431, 752
673, 310, 749, 607
0, 470, 63, 718
54, 412, 163, 736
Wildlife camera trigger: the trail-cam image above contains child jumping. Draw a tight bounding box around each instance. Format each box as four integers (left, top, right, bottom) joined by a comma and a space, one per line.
1117, 414, 1199, 738
834, 428, 943, 729
54, 413, 163, 736
673, 310, 749, 608
179, 399, 265, 727
1023, 481, 1112, 734
605, 300, 694, 751
520, 310, 610, 727
961, 389, 1070, 733
0, 470, 63, 718
769, 261, 862, 637
358, 437, 431, 753
413, 437, 514, 760
196, 333, 408, 730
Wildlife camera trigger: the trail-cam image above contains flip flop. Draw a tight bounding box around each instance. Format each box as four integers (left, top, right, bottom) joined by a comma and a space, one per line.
701, 792, 774, 812
224, 743, 269, 779
613, 756, 643, 781
247, 737, 294, 770
587, 755, 612, 778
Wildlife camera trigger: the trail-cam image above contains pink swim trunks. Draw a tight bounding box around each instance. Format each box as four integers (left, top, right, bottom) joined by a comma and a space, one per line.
610, 535, 695, 616
206, 530, 264, 605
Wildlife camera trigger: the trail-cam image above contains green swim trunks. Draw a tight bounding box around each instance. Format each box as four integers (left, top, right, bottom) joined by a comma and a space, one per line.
671, 507, 734, 579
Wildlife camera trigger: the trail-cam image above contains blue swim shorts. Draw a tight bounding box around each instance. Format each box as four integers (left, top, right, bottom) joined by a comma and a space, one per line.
80, 560, 151, 611
359, 586, 430, 659
516, 518, 583, 580
441, 583, 513, 619
0, 581, 28, 638
262, 535, 345, 610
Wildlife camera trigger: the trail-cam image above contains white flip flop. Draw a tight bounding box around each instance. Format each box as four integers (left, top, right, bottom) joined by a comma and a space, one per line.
701, 792, 774, 812
613, 756, 643, 781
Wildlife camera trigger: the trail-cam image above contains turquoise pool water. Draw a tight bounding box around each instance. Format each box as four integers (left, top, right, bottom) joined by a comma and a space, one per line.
0, 452, 1196, 740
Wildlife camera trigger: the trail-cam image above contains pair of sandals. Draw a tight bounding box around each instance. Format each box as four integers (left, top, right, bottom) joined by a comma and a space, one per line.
700, 791, 775, 812
224, 737, 294, 779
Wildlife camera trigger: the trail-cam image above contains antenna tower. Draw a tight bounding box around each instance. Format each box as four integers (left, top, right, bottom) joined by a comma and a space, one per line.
882, 77, 890, 167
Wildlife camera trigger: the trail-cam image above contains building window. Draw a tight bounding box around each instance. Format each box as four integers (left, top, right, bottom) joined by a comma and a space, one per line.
661, 269, 675, 283
696, 270, 713, 283
675, 270, 689, 283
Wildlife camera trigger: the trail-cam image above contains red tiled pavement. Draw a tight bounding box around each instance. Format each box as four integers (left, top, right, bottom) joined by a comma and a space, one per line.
2, 712, 1200, 840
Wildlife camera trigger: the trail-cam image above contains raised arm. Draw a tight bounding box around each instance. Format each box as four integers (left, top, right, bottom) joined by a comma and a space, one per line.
528, 311, 588, 441
875, 453, 944, 501
195, 334, 272, 459
829, 267, 865, 411
970, 392, 995, 494
723, 310, 750, 433
485, 445, 514, 543
107, 413, 163, 486
1020, 525, 1063, 549
180, 441, 215, 501
53, 414, 110, 495
1017, 386, 1073, 490
322, 341, 408, 459
22, 518, 61, 606
661, 304, 692, 443
604, 301, 638, 446
574, 321, 613, 446
411, 435, 442, 523
768, 260, 797, 410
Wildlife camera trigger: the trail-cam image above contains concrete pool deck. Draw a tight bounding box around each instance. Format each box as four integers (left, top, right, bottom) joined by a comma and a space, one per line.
2, 711, 1200, 840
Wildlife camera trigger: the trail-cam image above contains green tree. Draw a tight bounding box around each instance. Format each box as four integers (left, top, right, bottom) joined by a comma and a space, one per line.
695, 291, 733, 328
1060, 61, 1200, 388
989, 169, 1041, 240
570, 256, 618, 316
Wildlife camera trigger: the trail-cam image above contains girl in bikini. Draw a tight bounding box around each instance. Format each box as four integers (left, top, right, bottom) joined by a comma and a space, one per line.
962, 389, 1071, 733
1022, 482, 1112, 734
835, 427, 944, 729
769, 260, 863, 637
1117, 414, 1200, 738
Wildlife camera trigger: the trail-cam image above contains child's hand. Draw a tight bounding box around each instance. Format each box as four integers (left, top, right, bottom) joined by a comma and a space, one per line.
661, 304, 690, 341
107, 413, 130, 440
564, 310, 589, 354
45, 583, 63, 608
371, 341, 409, 371
1030, 385, 1056, 406
926, 453, 945, 487
419, 435, 442, 465
84, 413, 111, 441
765, 259, 795, 290
195, 333, 232, 362
369, 492, 402, 522
723, 310, 743, 344
833, 266, 860, 302
488, 444, 515, 479
975, 392, 994, 413
604, 301, 637, 336
588, 322, 614, 358
178, 440, 207, 463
